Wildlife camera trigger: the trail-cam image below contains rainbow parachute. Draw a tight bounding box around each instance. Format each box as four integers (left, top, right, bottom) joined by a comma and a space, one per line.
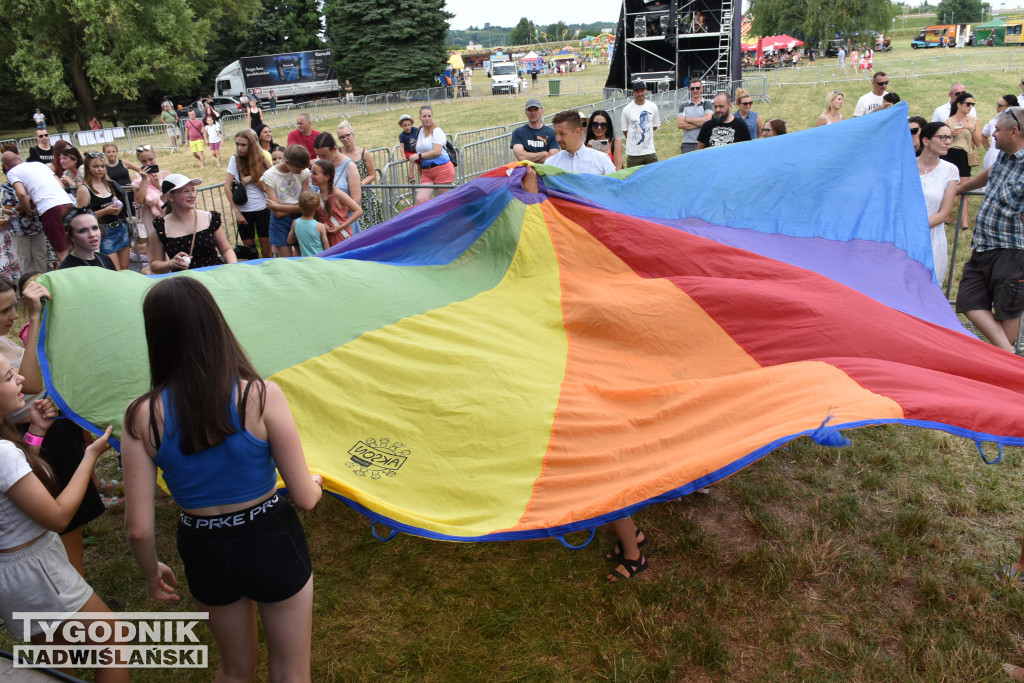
38, 104, 1024, 543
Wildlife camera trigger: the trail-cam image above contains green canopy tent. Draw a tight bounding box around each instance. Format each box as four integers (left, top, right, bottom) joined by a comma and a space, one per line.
975, 18, 1007, 46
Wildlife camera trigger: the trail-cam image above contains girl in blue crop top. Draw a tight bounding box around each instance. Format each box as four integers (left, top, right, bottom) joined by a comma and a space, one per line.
122, 277, 323, 681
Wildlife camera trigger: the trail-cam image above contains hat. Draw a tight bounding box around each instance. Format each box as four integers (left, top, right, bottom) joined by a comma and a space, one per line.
630, 79, 647, 91
161, 174, 202, 197
398, 114, 413, 124
525, 98, 543, 110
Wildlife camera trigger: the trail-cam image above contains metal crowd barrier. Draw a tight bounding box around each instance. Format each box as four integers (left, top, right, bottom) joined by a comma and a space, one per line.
17, 132, 73, 159
218, 113, 250, 140
453, 126, 507, 148
367, 147, 391, 181
378, 160, 420, 219
458, 133, 513, 182
194, 182, 241, 246
126, 124, 179, 152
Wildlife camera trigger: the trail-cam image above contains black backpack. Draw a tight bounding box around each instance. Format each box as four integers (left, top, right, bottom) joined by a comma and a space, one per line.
445, 140, 458, 167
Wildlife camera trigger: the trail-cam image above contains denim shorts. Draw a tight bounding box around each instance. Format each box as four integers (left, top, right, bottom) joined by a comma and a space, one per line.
100, 218, 130, 254
269, 214, 293, 247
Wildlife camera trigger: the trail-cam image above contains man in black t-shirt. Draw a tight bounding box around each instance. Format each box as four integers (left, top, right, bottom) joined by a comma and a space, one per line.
510, 99, 560, 162
697, 92, 752, 149
27, 130, 54, 164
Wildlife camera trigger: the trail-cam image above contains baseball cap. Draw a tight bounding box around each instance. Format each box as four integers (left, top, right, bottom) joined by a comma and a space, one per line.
525, 98, 542, 110
631, 80, 647, 91
398, 114, 413, 124
161, 174, 202, 197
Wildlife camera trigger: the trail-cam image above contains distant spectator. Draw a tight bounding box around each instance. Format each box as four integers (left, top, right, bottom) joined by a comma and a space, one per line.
816, 90, 844, 126
585, 109, 623, 171
408, 106, 454, 206
677, 79, 713, 154
932, 83, 974, 123
982, 95, 1019, 172
761, 119, 787, 137
337, 122, 383, 226
944, 91, 982, 230
917, 122, 959, 284
204, 115, 222, 167
733, 88, 760, 139
32, 108, 45, 129
268, 90, 278, 113
1, 143, 46, 274
26, 129, 53, 165
511, 99, 559, 162
88, 117, 101, 131
909, 116, 928, 155
697, 92, 751, 149
160, 102, 180, 148
183, 110, 207, 170
246, 99, 263, 130
397, 115, 420, 183
835, 45, 847, 75
621, 80, 660, 166
881, 92, 902, 110
238, 91, 249, 106
545, 110, 615, 174
854, 72, 888, 116
345, 80, 354, 102
2, 151, 73, 262
286, 114, 320, 161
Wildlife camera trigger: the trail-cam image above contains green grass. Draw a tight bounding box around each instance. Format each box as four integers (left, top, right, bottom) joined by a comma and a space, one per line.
5, 57, 1024, 682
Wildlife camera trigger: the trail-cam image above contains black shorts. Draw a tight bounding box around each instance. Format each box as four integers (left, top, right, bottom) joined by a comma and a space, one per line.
955, 248, 1024, 320
238, 208, 270, 241
28, 420, 105, 534
176, 494, 312, 606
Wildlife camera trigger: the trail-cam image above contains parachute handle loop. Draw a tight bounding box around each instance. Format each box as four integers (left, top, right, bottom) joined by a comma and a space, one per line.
371, 520, 399, 543
556, 527, 596, 550
975, 439, 1003, 465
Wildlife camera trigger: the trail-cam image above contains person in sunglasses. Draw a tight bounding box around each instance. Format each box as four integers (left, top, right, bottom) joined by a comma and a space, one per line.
853, 72, 889, 117
676, 79, 712, 155
932, 83, 975, 123
26, 130, 53, 165
584, 110, 623, 171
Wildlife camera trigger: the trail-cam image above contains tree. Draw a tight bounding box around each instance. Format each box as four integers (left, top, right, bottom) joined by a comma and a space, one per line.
510, 17, 535, 45
324, 0, 452, 94
935, 0, 985, 23
0, 0, 247, 129
750, 0, 895, 46
546, 21, 569, 43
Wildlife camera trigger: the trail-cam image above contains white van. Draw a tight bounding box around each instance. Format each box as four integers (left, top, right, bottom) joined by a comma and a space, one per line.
491, 62, 520, 95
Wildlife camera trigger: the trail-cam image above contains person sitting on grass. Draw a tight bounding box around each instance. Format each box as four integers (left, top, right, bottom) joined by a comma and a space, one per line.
287, 191, 329, 256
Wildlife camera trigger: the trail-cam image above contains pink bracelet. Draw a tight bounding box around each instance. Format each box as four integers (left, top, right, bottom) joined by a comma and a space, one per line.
23, 432, 44, 447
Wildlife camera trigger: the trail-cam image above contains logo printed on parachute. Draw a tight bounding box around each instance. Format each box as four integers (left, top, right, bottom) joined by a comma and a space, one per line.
346, 438, 409, 480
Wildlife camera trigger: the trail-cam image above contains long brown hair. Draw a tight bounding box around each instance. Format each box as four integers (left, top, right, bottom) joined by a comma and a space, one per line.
124, 278, 265, 455
234, 128, 271, 184
0, 280, 55, 493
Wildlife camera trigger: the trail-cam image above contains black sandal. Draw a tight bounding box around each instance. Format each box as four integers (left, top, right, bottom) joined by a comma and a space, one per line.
606, 553, 649, 583
604, 529, 648, 562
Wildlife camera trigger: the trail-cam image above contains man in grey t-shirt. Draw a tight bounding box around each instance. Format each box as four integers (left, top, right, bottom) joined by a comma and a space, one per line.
676, 80, 713, 154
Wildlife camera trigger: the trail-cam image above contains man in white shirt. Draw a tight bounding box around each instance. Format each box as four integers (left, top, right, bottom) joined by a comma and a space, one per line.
545, 110, 616, 175
854, 72, 888, 116
1, 152, 73, 262
932, 83, 976, 122
621, 80, 660, 167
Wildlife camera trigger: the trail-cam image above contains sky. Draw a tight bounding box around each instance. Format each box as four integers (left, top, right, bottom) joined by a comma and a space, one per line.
444, 0, 622, 30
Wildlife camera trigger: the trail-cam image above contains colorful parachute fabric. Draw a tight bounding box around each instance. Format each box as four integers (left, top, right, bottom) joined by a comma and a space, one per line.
38, 104, 1024, 543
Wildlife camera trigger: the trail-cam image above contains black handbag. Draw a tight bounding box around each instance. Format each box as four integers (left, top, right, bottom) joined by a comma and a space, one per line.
231, 178, 247, 206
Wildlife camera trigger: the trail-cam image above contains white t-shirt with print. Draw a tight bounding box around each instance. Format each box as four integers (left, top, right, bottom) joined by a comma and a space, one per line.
260, 164, 310, 205
620, 100, 660, 157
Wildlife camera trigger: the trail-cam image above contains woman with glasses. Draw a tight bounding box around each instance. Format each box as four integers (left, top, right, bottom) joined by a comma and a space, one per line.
149, 174, 237, 273
943, 91, 983, 229
337, 122, 384, 226
76, 152, 130, 270
815, 91, 844, 127
918, 122, 959, 284
760, 119, 787, 137
584, 109, 623, 170
908, 116, 928, 155
982, 95, 1019, 173
733, 88, 760, 139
